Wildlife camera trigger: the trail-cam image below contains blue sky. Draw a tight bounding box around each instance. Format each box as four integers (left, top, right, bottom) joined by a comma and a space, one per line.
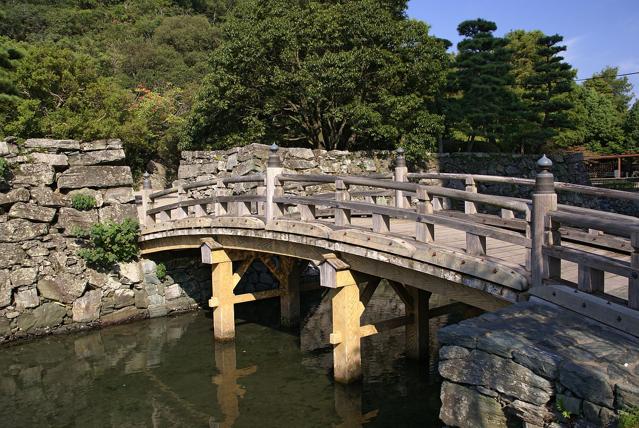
407, 0, 639, 99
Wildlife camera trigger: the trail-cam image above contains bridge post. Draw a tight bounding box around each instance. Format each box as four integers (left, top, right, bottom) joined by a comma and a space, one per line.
531, 155, 557, 288
202, 239, 236, 341
394, 148, 410, 208
405, 286, 431, 361
141, 172, 154, 226
214, 179, 229, 216
280, 258, 303, 328
335, 179, 351, 226
320, 255, 364, 384
416, 186, 434, 243
630, 232, 639, 309
266, 144, 283, 223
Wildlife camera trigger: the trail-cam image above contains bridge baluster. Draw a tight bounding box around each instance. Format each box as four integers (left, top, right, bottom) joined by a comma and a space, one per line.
256, 184, 266, 215
630, 232, 639, 309
335, 179, 351, 226
415, 186, 434, 243
372, 213, 390, 233
464, 177, 478, 215
266, 144, 283, 222
215, 179, 229, 216
170, 185, 188, 220
531, 155, 558, 288
394, 148, 410, 208
141, 172, 154, 226
298, 204, 316, 221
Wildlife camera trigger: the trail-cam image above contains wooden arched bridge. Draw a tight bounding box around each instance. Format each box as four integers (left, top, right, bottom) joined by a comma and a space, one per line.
138, 145, 639, 383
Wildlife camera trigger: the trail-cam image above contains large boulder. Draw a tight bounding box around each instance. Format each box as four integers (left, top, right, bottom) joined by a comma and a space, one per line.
114, 289, 134, 308
98, 204, 137, 223
0, 188, 30, 206
11, 163, 55, 186
0, 270, 12, 308
57, 208, 98, 232
0, 219, 48, 242
439, 382, 507, 428
14, 286, 39, 310
37, 273, 87, 304
100, 306, 146, 325
72, 290, 102, 322
24, 138, 80, 151
118, 262, 142, 284
68, 149, 125, 166
57, 166, 133, 189
9, 202, 56, 223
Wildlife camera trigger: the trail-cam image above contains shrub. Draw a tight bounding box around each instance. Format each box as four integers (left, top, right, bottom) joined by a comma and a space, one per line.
71, 193, 97, 211
620, 407, 639, 428
78, 219, 140, 268
156, 263, 167, 280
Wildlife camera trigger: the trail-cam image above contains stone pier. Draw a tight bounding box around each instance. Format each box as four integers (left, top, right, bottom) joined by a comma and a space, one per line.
438, 301, 639, 427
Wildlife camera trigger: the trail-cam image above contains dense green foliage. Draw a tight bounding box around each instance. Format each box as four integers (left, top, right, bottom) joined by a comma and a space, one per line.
0, 0, 636, 169
186, 0, 450, 160
70, 193, 97, 211
619, 407, 639, 428
78, 219, 140, 268
156, 262, 167, 280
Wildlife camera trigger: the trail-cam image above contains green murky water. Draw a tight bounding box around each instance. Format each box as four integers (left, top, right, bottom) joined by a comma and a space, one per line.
0, 287, 445, 427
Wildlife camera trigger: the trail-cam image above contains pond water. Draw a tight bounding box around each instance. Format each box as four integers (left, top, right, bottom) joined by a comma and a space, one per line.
0, 285, 449, 427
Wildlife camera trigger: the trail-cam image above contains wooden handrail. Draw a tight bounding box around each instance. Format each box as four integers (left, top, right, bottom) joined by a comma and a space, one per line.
548, 211, 639, 239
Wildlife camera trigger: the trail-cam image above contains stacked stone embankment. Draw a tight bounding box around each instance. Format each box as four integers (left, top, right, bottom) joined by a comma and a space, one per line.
0, 138, 203, 343
437, 301, 639, 428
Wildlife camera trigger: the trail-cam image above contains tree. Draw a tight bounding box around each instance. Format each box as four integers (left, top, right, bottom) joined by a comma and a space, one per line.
583, 66, 633, 114
450, 19, 520, 150
579, 87, 625, 153
623, 100, 639, 153
185, 0, 450, 159
518, 34, 576, 152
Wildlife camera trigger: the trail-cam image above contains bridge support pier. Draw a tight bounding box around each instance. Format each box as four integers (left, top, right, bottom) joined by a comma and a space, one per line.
211, 250, 236, 341
321, 255, 365, 384
279, 258, 303, 328
405, 286, 431, 361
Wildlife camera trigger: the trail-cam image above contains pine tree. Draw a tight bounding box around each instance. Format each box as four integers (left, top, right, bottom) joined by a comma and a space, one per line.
520, 34, 575, 152
583, 66, 633, 114
452, 19, 520, 150
623, 100, 639, 152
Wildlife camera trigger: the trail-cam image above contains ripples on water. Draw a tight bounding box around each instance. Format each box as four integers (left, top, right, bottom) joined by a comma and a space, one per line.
0, 284, 454, 427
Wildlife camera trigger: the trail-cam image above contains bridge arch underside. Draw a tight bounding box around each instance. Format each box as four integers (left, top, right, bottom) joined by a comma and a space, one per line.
139, 220, 527, 312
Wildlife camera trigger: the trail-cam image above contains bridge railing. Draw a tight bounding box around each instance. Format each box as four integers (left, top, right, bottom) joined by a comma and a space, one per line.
140, 145, 639, 322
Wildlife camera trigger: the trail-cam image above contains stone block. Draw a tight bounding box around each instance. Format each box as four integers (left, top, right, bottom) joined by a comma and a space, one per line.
134, 289, 149, 308
80, 139, 122, 151
98, 204, 137, 223
148, 304, 168, 319
103, 187, 134, 205
0, 244, 26, 268
118, 262, 143, 284
72, 290, 102, 322
166, 296, 195, 312
283, 159, 318, 170
0, 188, 30, 206
557, 393, 582, 416
30, 186, 67, 207
438, 322, 482, 349
31, 302, 67, 329
512, 347, 562, 380
0, 270, 12, 308
12, 163, 55, 186
114, 289, 135, 308
15, 286, 39, 310
37, 273, 87, 304
615, 383, 639, 409
10, 267, 38, 287
68, 149, 125, 166
141, 259, 157, 275
507, 399, 555, 427
439, 382, 507, 428
0, 219, 48, 242
30, 153, 69, 167
57, 208, 98, 233
286, 147, 315, 160
87, 269, 108, 288
164, 284, 182, 300
439, 349, 552, 405
559, 361, 614, 407
582, 400, 601, 423
147, 294, 165, 306
57, 166, 133, 189
439, 345, 471, 360
100, 306, 146, 325
8, 202, 56, 223
24, 138, 80, 151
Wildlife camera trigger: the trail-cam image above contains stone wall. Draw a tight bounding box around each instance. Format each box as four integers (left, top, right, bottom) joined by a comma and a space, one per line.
0, 138, 201, 343
437, 301, 639, 428
177, 145, 638, 216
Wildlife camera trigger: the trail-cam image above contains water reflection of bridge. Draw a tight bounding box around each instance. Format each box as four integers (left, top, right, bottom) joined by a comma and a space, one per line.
139, 145, 639, 384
